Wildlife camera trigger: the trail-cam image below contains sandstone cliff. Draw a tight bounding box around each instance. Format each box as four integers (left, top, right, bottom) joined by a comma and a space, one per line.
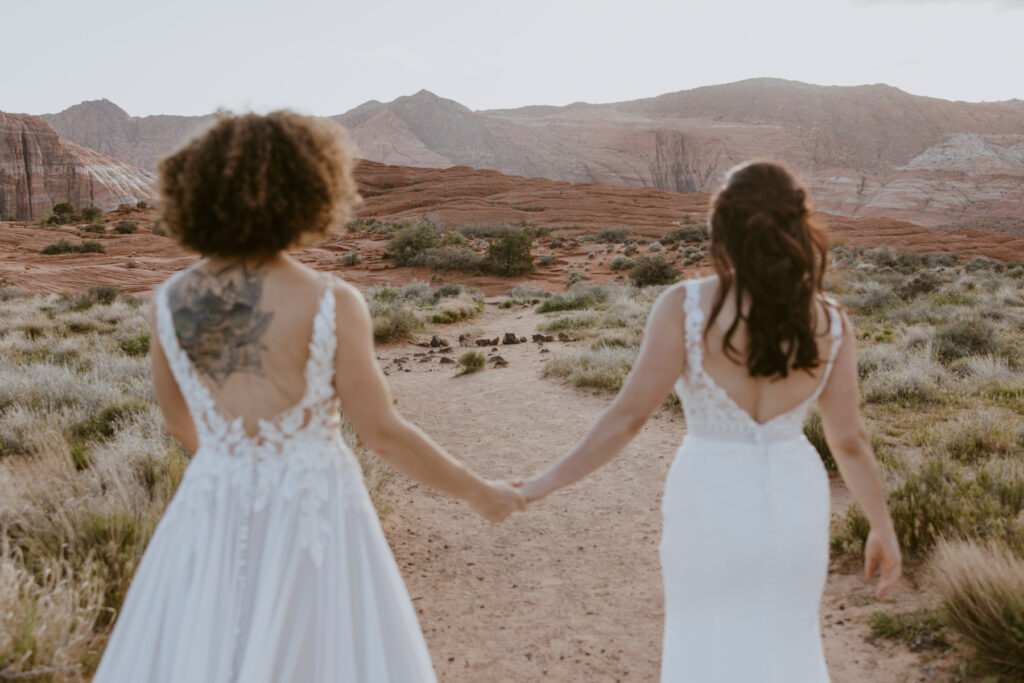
0, 112, 155, 220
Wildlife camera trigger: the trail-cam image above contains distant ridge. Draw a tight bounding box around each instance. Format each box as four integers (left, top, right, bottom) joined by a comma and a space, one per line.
39, 80, 1024, 234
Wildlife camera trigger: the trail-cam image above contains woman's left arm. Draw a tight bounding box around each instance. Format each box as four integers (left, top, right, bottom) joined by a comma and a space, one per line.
520, 284, 687, 502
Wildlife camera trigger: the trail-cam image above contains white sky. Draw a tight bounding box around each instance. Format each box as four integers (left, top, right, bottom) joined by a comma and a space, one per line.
5, 0, 1023, 117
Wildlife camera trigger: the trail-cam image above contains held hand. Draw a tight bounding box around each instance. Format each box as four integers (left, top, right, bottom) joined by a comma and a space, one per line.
514, 476, 551, 504
470, 480, 526, 523
864, 527, 902, 598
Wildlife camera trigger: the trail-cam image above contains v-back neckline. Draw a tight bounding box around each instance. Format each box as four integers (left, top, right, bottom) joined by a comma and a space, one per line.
158, 271, 333, 438
684, 278, 840, 429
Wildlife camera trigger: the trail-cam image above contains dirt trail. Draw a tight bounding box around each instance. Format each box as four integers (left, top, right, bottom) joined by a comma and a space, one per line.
378, 303, 948, 683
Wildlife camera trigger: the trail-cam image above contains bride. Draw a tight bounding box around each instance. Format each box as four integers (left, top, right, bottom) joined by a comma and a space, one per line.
92, 111, 523, 682
520, 160, 902, 681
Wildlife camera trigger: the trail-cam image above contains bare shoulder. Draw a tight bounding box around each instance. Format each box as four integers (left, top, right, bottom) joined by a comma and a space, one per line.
324, 274, 371, 326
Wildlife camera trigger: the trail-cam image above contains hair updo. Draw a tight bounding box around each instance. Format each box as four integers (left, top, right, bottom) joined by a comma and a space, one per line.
158, 110, 360, 258
705, 160, 830, 378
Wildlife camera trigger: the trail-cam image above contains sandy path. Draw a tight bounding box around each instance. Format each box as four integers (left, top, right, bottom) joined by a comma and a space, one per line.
378, 303, 950, 682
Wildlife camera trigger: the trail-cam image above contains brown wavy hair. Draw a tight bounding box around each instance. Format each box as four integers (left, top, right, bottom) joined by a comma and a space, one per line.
706, 160, 829, 378
158, 110, 360, 257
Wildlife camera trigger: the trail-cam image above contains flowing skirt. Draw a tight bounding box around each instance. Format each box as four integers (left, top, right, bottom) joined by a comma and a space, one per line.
660, 434, 831, 682
93, 445, 436, 683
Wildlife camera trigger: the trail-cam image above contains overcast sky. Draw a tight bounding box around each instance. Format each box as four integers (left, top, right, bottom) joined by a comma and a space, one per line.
5, 0, 1022, 118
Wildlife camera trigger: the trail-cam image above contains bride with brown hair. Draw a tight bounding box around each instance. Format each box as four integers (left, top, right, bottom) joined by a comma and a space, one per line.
521, 160, 902, 681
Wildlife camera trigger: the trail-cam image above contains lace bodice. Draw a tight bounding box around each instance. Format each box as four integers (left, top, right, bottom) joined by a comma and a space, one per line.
674, 277, 843, 444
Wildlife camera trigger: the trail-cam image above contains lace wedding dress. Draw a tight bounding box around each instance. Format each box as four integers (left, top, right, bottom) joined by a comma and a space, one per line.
659, 277, 843, 682
93, 275, 436, 682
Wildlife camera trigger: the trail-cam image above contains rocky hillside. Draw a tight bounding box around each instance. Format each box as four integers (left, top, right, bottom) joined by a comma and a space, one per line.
0, 112, 155, 221
42, 99, 215, 172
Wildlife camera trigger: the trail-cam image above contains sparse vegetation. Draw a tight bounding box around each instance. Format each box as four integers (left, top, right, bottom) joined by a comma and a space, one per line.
595, 227, 630, 243
41, 239, 107, 255
369, 281, 483, 342
114, 219, 139, 234
457, 351, 486, 375
485, 230, 534, 275
629, 255, 678, 287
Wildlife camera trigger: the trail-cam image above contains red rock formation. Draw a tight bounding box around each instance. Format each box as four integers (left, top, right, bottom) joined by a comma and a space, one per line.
0, 112, 155, 220
2, 161, 1021, 297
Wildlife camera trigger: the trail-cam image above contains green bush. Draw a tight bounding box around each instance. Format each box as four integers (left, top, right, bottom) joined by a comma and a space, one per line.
595, 227, 630, 243
80, 206, 104, 222
867, 609, 946, 647
87, 285, 118, 306
537, 285, 609, 313
82, 222, 106, 234
408, 247, 485, 272
934, 315, 1001, 363
661, 226, 708, 244
629, 255, 678, 287
485, 231, 534, 276
833, 458, 1024, 558
80, 240, 106, 254
136, 200, 148, 209
459, 224, 519, 240
457, 351, 486, 375
114, 220, 139, 234
388, 223, 441, 266
118, 334, 150, 357
339, 253, 361, 266
896, 271, 941, 300
40, 239, 79, 255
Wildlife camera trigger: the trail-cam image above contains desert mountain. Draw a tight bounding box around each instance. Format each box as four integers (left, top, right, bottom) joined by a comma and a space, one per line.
42, 99, 216, 172
0, 112, 155, 221
40, 80, 1024, 235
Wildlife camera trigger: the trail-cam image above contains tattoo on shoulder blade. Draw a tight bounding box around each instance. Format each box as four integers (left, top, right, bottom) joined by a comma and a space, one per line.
168, 262, 274, 386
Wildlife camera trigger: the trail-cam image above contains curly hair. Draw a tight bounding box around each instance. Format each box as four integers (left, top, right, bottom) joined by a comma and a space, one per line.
705, 160, 830, 378
158, 110, 360, 257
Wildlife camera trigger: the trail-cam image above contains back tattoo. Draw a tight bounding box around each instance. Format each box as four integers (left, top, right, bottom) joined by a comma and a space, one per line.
168, 262, 275, 386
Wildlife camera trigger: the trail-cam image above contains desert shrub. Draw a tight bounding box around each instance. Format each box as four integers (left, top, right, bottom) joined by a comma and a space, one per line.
543, 347, 636, 391
388, 222, 441, 266
965, 257, 1000, 273
803, 408, 836, 472
339, 253, 361, 266
861, 349, 946, 406
595, 227, 630, 243
117, 334, 150, 358
629, 255, 678, 287
537, 285, 609, 313
548, 238, 565, 249
896, 271, 941, 300
136, 200, 148, 209
429, 294, 483, 324
80, 206, 104, 222
609, 256, 634, 271
503, 284, 551, 306
930, 538, 1024, 680
52, 202, 76, 220
370, 304, 421, 342
86, 285, 118, 306
408, 247, 485, 272
40, 239, 78, 255
867, 608, 946, 648
537, 255, 555, 266
833, 458, 1024, 558
80, 240, 106, 254
843, 280, 897, 312
457, 351, 486, 375
540, 314, 599, 332
485, 231, 534, 275
934, 315, 1003, 363
113, 220, 138, 234
82, 222, 106, 234
931, 412, 1023, 462
459, 224, 519, 240
661, 225, 708, 244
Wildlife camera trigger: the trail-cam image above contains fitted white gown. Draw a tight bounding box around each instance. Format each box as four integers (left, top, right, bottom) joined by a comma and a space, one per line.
92, 275, 436, 682
659, 278, 843, 682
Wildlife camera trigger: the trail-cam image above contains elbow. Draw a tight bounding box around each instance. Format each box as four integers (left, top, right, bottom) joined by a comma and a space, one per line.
359, 413, 407, 456
829, 429, 873, 462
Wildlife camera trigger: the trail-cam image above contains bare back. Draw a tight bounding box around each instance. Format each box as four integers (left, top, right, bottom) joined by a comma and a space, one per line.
162, 255, 327, 435
694, 276, 840, 425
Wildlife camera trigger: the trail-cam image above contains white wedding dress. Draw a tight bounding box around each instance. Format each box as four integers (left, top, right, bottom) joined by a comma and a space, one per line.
93, 275, 436, 682
659, 277, 843, 682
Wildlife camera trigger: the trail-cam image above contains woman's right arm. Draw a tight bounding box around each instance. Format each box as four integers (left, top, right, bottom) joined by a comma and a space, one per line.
330, 281, 524, 522
817, 312, 901, 598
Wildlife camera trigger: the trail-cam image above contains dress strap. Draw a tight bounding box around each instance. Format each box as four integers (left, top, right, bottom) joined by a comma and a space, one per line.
682, 279, 707, 382
809, 297, 844, 402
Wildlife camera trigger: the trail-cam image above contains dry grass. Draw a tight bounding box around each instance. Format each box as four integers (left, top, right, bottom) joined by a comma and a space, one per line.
930, 539, 1024, 679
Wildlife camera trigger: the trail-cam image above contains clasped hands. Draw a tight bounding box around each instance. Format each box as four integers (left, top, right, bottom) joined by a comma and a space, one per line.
469, 476, 549, 523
